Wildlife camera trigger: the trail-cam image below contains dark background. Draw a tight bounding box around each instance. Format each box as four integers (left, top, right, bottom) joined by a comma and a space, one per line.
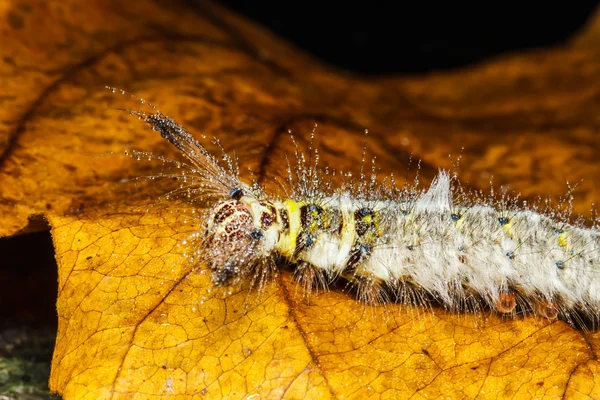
218, 1, 600, 75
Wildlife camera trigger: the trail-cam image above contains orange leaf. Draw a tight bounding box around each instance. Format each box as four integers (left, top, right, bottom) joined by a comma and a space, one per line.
48, 205, 600, 398
2, 1, 600, 398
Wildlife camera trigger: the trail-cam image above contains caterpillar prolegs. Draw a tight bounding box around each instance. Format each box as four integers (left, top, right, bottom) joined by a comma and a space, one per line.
118, 89, 600, 326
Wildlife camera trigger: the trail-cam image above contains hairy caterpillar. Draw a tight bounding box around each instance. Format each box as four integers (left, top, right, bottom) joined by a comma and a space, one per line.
114, 88, 600, 327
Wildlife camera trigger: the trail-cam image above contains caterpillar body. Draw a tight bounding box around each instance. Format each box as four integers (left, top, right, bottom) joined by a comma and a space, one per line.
119, 90, 600, 327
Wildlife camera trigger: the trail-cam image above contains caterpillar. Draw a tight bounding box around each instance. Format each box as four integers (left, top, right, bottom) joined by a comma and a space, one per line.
114, 88, 600, 327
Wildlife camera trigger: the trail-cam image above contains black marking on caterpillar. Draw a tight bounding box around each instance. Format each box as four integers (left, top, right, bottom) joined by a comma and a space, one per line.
110, 87, 600, 329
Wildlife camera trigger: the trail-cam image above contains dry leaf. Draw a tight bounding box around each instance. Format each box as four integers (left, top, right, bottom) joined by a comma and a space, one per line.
1, 0, 600, 398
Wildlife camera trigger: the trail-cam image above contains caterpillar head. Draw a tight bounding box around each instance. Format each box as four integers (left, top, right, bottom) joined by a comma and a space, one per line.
203, 187, 278, 286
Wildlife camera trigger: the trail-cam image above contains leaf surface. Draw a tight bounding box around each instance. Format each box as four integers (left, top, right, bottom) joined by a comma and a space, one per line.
1, 1, 600, 398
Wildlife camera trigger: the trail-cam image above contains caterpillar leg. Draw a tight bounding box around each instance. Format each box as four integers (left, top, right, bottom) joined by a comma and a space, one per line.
293, 261, 328, 299
494, 292, 517, 314
347, 273, 389, 305
533, 299, 559, 320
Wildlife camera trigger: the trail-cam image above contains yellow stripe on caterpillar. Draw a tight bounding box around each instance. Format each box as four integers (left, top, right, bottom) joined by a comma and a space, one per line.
558, 231, 568, 247
275, 200, 303, 258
